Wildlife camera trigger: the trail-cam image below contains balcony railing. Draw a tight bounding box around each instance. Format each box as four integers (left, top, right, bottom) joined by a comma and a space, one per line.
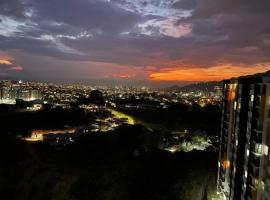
252, 118, 264, 132
251, 129, 262, 143
251, 142, 268, 156
254, 95, 261, 106
250, 163, 259, 178
249, 153, 261, 166
247, 184, 257, 200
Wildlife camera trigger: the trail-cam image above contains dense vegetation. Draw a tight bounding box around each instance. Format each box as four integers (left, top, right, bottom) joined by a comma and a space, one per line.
116, 102, 221, 136
0, 97, 221, 200
0, 105, 91, 137
0, 125, 217, 200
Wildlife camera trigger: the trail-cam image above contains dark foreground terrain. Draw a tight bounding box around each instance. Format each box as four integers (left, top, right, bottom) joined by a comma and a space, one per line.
0, 125, 217, 200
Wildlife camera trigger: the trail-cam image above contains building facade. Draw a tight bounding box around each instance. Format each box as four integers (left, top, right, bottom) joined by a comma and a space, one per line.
217, 73, 270, 200
0, 87, 42, 104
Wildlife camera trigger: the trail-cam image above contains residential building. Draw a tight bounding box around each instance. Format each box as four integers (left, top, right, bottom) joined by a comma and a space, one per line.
217, 72, 270, 200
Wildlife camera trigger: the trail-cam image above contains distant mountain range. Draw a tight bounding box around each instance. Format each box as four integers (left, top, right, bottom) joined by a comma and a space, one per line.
166, 81, 222, 92
164, 81, 222, 92
165, 70, 270, 92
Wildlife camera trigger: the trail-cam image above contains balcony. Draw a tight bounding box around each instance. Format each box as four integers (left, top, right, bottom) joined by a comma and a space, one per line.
251, 142, 268, 156
254, 95, 261, 107
242, 183, 247, 195
253, 107, 260, 119
250, 177, 265, 192
249, 101, 254, 109
247, 185, 257, 200
254, 85, 261, 95
250, 163, 259, 178
249, 153, 260, 167
263, 191, 270, 200
218, 179, 224, 189
251, 129, 262, 143
219, 174, 225, 182
222, 134, 228, 143
248, 111, 253, 118
252, 118, 264, 132
223, 120, 229, 129
266, 179, 270, 190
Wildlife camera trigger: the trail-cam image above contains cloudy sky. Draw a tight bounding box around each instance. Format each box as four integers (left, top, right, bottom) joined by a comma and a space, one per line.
0, 0, 270, 86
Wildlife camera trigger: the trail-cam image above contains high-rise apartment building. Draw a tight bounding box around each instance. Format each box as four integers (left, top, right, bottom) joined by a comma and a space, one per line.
0, 86, 42, 104
217, 72, 270, 200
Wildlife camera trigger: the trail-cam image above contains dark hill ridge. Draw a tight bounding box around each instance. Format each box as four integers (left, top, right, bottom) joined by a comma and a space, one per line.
166, 81, 222, 92
180, 81, 222, 92
166, 70, 270, 92
235, 70, 270, 79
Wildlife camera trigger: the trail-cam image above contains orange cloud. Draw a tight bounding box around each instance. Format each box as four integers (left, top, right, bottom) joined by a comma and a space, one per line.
149, 64, 270, 82
110, 74, 135, 79
0, 56, 23, 72
0, 59, 12, 65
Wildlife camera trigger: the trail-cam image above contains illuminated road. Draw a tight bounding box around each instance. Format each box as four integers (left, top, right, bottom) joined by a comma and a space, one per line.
24, 128, 76, 142
108, 109, 135, 125
107, 108, 157, 131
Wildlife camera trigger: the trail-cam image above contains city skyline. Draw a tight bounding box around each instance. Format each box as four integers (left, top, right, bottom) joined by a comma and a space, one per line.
1, 0, 270, 86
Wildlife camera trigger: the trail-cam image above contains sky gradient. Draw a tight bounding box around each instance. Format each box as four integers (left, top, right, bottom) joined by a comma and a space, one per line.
0, 0, 270, 86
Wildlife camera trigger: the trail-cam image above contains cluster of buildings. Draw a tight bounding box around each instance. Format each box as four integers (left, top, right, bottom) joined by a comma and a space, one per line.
180, 85, 222, 105
0, 80, 42, 104
217, 72, 270, 200
0, 79, 223, 149
0, 80, 222, 108
3, 73, 270, 199
23, 111, 131, 146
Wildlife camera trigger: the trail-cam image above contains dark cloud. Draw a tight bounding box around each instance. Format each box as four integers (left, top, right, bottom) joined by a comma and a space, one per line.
0, 62, 23, 76
32, 0, 142, 34
0, 0, 270, 84
0, 0, 145, 62
170, 0, 270, 66
172, 0, 197, 10
0, 0, 27, 18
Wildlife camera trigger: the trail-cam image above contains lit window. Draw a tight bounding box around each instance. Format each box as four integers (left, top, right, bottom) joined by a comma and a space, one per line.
263, 145, 268, 156
234, 101, 237, 110
255, 144, 263, 155
255, 144, 269, 156
251, 95, 254, 102
253, 179, 265, 190
238, 102, 241, 109
245, 170, 248, 178
222, 160, 230, 169
260, 181, 265, 190
246, 149, 250, 157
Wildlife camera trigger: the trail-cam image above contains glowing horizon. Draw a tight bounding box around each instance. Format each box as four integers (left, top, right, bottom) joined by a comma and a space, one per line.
149, 65, 270, 82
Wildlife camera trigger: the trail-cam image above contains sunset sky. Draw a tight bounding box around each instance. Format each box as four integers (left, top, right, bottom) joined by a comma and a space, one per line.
0, 0, 270, 86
